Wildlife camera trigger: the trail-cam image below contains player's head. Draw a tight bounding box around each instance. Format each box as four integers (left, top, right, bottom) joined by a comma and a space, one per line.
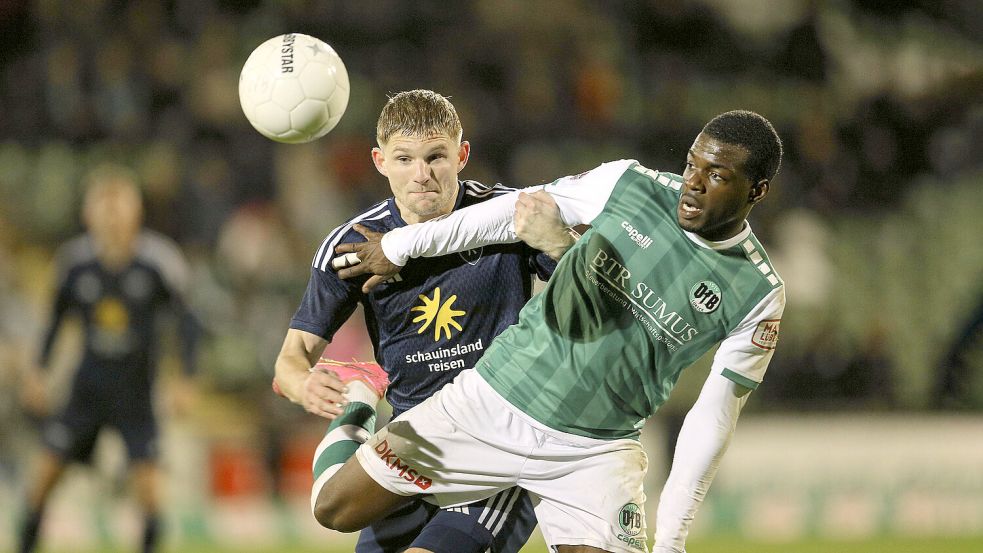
678, 110, 782, 241
372, 90, 469, 224
375, 89, 463, 146
82, 163, 143, 252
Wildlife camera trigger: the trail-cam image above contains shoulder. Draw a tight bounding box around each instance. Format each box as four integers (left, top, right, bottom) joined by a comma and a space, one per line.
461, 179, 515, 196
460, 180, 515, 203
625, 163, 684, 191
54, 234, 96, 267
311, 199, 394, 272
737, 234, 786, 294
52, 235, 96, 280
136, 230, 191, 292
557, 159, 638, 184
592, 159, 641, 181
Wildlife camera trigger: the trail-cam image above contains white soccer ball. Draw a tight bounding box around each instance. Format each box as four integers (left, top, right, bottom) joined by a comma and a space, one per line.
238, 33, 350, 143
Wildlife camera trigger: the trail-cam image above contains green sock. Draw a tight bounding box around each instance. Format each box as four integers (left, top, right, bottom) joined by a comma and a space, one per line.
310, 381, 379, 512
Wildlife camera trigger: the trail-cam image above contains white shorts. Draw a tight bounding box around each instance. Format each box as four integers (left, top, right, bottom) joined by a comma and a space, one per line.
355, 369, 649, 553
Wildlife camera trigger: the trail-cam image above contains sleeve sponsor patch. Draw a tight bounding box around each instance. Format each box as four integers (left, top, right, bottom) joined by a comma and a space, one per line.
751, 319, 780, 350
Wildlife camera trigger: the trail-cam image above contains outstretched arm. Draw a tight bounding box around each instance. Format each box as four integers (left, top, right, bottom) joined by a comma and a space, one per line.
655, 287, 785, 551
334, 160, 634, 291
333, 190, 578, 290
654, 372, 750, 552
382, 190, 523, 265
333, 191, 523, 292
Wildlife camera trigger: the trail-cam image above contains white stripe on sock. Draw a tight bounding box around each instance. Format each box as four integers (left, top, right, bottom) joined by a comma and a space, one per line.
313, 424, 373, 470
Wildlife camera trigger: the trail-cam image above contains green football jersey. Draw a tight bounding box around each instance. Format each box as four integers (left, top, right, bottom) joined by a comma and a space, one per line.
472, 160, 785, 439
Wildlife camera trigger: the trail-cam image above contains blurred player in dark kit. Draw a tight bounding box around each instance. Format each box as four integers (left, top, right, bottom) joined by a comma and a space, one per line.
17, 164, 199, 553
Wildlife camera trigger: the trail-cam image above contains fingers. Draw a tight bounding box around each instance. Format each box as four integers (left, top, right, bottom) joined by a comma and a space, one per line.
516, 190, 555, 211
515, 191, 545, 215
336, 225, 380, 254
515, 191, 534, 209
334, 241, 361, 254
336, 262, 373, 280
352, 223, 380, 239
515, 193, 531, 217
307, 403, 344, 420
361, 274, 389, 293
331, 252, 361, 270
303, 370, 348, 419
309, 367, 346, 391
529, 190, 558, 207
331, 225, 401, 286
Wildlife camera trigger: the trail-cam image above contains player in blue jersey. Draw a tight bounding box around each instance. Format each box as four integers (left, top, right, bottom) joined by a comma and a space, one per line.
16, 164, 199, 553
273, 90, 576, 553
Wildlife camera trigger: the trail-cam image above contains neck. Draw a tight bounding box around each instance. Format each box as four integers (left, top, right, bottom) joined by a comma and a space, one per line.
95, 238, 135, 271
400, 207, 452, 225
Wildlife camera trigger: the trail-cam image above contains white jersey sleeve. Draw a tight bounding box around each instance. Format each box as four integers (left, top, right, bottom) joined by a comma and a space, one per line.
711, 285, 785, 389
655, 372, 750, 552
541, 159, 635, 226
380, 191, 520, 266
655, 275, 784, 551
380, 159, 634, 266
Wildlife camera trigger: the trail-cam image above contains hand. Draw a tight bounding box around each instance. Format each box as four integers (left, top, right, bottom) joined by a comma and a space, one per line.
300, 365, 349, 420
165, 376, 198, 418
514, 191, 575, 260
19, 370, 49, 417
332, 224, 401, 293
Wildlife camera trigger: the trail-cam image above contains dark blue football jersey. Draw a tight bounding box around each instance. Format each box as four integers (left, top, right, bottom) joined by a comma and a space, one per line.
290, 180, 557, 416
39, 231, 198, 399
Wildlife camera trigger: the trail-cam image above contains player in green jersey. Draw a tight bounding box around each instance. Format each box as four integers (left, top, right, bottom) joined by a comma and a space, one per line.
318, 110, 784, 553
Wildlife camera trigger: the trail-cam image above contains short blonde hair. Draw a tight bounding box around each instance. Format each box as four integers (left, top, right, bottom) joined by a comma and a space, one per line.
376, 90, 463, 146
82, 163, 141, 204
81, 163, 142, 218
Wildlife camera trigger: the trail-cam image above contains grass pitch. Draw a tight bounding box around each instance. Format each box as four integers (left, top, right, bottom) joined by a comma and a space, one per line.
36, 534, 983, 552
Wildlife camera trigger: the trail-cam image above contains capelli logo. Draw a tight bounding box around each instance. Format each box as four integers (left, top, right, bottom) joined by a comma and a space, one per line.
621, 221, 652, 249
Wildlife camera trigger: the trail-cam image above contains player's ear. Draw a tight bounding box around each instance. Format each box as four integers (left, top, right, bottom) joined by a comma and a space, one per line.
749, 179, 769, 204
457, 141, 470, 172
371, 147, 388, 177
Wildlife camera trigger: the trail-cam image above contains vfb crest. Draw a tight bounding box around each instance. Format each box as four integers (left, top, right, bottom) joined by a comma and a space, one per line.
618, 502, 643, 537
690, 280, 721, 313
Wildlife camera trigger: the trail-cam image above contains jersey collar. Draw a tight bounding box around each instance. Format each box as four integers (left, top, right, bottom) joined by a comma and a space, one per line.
682, 221, 752, 250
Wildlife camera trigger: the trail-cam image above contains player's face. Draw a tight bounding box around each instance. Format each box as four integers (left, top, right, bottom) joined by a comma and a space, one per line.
678, 133, 768, 241
373, 132, 469, 224
83, 180, 143, 248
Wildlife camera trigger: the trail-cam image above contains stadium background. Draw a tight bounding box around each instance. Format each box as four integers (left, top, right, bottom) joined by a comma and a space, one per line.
0, 0, 980, 551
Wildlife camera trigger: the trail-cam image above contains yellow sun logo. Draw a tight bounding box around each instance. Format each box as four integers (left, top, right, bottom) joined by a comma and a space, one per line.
93, 297, 130, 334
411, 288, 466, 341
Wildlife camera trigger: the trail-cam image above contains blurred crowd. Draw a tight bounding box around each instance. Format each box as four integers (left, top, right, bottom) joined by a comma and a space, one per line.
0, 0, 981, 449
